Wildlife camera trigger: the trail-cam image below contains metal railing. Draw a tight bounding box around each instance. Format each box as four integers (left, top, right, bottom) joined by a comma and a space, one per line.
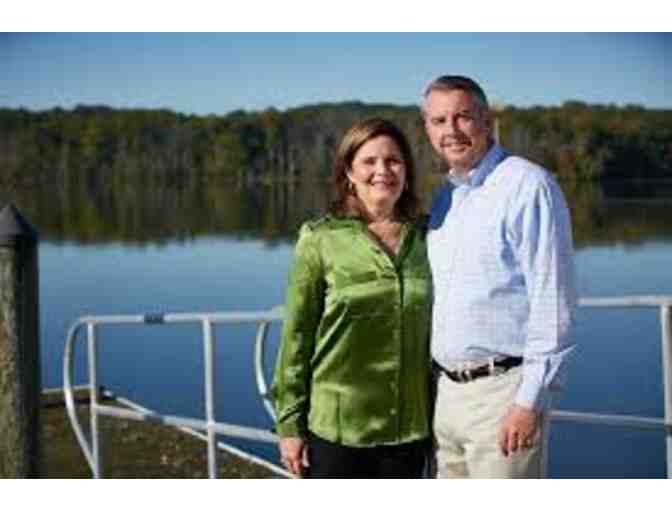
63, 307, 287, 479
550, 296, 672, 478
63, 296, 672, 478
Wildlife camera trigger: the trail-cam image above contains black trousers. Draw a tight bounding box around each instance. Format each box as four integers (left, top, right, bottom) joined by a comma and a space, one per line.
305, 431, 428, 479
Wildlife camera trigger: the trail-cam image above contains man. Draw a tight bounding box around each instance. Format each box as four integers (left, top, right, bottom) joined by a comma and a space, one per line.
423, 75, 576, 478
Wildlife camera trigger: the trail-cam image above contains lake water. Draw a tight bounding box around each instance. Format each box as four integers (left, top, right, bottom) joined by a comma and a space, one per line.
5, 177, 672, 478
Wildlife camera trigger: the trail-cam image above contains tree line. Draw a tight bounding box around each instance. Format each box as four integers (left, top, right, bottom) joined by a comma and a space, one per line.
0, 100, 670, 185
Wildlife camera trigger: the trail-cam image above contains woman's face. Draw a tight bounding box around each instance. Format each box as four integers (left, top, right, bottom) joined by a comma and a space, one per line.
347, 135, 406, 213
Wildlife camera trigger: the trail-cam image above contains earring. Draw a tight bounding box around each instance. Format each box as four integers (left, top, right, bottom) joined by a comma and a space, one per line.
348, 181, 356, 195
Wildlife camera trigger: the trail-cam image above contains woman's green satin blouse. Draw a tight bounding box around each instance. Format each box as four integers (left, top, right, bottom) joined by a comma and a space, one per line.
272, 215, 432, 447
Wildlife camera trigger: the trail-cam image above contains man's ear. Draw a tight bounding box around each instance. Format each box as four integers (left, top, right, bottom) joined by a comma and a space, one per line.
420, 110, 430, 135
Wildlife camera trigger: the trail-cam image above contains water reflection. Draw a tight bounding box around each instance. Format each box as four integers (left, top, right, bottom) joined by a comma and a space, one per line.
2, 175, 672, 248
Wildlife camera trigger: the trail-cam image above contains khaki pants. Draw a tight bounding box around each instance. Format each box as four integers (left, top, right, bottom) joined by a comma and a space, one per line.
433, 366, 548, 478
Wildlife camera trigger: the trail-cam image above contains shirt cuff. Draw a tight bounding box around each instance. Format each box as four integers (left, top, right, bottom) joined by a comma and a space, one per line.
515, 371, 551, 412
274, 420, 306, 439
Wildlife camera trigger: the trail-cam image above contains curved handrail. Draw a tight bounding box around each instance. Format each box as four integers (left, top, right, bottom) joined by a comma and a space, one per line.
254, 321, 276, 421
63, 307, 286, 477
62, 318, 95, 471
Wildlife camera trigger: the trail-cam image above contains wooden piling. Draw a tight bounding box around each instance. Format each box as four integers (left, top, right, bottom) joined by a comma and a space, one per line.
0, 203, 40, 478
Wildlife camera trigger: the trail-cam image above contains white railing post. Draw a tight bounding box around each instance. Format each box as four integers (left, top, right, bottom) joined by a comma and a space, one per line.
203, 319, 218, 479
87, 322, 103, 478
661, 305, 672, 479
63, 321, 96, 471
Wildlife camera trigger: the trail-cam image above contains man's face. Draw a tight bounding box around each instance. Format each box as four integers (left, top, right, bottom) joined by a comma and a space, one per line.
423, 89, 492, 174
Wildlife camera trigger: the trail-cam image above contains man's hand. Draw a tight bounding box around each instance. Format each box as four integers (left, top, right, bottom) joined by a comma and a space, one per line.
279, 437, 309, 477
498, 404, 539, 457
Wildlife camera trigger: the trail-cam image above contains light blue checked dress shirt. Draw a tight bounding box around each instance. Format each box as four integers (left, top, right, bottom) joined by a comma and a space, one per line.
428, 144, 577, 411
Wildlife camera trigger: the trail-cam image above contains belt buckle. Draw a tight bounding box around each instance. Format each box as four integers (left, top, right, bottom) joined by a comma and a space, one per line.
489, 358, 506, 376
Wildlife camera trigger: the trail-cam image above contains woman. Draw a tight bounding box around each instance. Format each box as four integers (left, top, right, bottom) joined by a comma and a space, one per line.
272, 118, 432, 478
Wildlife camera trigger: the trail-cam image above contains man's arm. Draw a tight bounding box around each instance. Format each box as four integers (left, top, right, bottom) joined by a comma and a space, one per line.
514, 175, 577, 412
499, 174, 577, 455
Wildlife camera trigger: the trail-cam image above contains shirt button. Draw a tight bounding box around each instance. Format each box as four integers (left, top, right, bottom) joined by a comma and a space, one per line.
390, 408, 397, 415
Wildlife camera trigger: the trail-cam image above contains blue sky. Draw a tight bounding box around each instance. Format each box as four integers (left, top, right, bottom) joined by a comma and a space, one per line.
1, 33, 670, 115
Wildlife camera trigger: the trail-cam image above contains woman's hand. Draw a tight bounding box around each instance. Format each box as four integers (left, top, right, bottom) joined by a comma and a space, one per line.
279, 437, 308, 477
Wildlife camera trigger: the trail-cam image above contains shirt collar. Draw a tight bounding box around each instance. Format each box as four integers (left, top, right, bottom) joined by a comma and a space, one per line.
446, 143, 508, 188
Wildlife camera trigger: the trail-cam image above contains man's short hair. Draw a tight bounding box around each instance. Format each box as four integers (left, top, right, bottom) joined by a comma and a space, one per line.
422, 75, 490, 115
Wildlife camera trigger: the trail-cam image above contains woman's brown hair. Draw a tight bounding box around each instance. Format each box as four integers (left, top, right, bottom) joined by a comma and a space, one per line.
330, 117, 420, 220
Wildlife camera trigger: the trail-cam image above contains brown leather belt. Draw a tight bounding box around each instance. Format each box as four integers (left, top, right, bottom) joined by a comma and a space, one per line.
433, 357, 523, 383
